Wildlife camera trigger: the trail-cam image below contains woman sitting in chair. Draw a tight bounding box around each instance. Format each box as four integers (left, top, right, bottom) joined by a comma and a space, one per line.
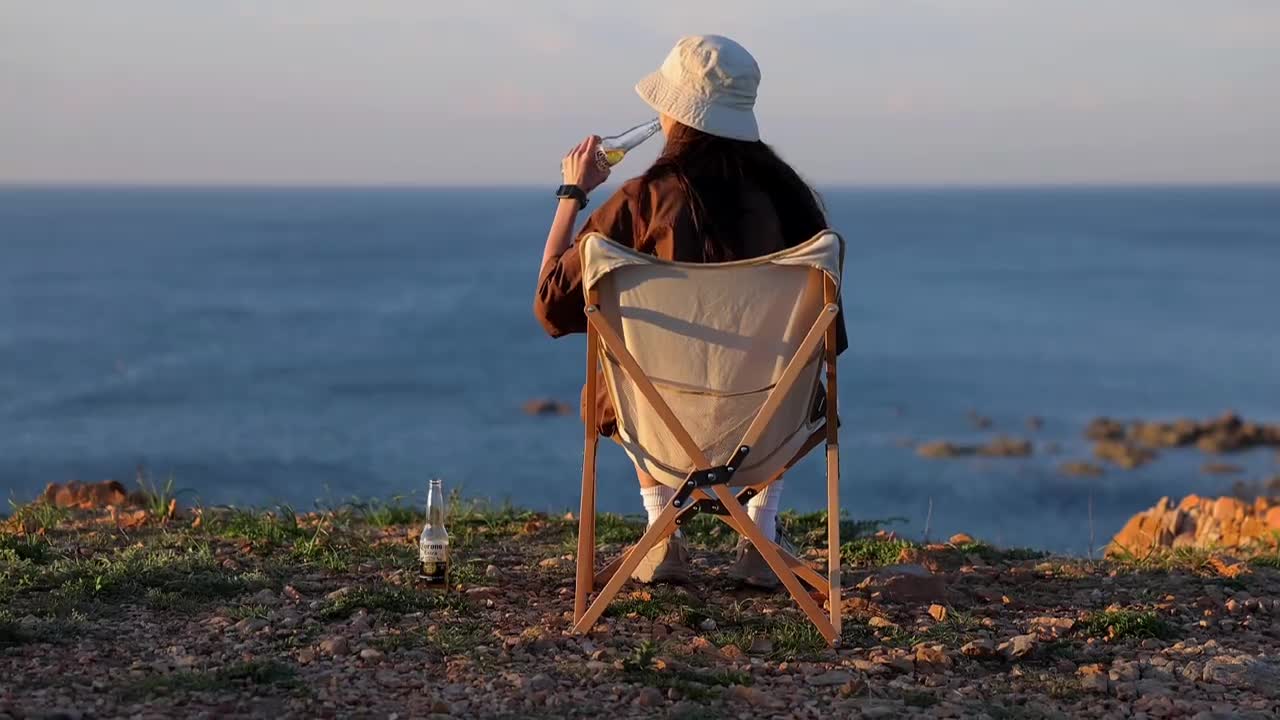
534, 35, 847, 588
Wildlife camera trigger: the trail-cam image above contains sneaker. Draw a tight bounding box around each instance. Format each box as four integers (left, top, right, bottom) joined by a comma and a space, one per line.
727, 521, 798, 590
630, 535, 691, 584
727, 541, 780, 589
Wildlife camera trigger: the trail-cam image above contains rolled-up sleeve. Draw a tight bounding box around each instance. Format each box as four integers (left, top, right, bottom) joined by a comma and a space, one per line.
533, 183, 636, 338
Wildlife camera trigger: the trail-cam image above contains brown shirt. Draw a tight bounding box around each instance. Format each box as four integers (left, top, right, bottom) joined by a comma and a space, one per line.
534, 174, 847, 436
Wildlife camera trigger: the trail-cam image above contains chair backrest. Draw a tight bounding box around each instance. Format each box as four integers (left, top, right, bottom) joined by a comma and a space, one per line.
580, 231, 843, 488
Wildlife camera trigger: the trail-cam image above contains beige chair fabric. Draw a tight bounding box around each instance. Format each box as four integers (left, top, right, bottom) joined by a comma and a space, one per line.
579, 231, 843, 489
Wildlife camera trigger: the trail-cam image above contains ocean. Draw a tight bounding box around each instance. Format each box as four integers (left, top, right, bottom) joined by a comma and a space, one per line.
2, 185, 1278, 553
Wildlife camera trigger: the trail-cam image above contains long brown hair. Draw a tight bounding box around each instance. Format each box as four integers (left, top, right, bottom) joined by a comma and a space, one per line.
639, 123, 827, 262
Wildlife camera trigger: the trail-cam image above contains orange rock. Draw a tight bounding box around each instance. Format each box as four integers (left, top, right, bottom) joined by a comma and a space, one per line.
1266, 507, 1280, 531
1211, 497, 1245, 522
949, 533, 976, 545
39, 480, 128, 510
1177, 494, 1204, 511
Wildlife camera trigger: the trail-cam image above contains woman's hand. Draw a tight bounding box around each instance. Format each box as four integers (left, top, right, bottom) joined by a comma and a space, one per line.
561, 135, 610, 194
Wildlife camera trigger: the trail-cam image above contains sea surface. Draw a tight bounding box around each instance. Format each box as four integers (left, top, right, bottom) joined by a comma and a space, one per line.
2, 185, 1279, 553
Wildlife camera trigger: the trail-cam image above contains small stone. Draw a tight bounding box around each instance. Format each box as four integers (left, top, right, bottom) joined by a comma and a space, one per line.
251, 588, 279, 606
320, 636, 350, 656
999, 634, 1037, 659
961, 639, 997, 658
484, 564, 501, 579
430, 700, 451, 714
1078, 664, 1109, 694
807, 670, 854, 686
233, 618, 269, 634
915, 644, 952, 672
359, 648, 384, 661
537, 558, 560, 568
527, 674, 555, 693
325, 586, 353, 601
282, 585, 304, 602
635, 687, 664, 707
948, 533, 975, 545
297, 648, 316, 664
748, 637, 774, 655
698, 618, 717, 631
868, 616, 897, 629
928, 604, 948, 622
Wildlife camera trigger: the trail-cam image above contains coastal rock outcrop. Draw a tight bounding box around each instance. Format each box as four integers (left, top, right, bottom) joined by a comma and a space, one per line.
1087, 412, 1280, 454
522, 399, 574, 416
916, 437, 1033, 459
1108, 494, 1280, 556
39, 480, 128, 509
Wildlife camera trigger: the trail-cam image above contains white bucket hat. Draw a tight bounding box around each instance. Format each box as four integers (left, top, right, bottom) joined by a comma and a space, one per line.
635, 35, 761, 142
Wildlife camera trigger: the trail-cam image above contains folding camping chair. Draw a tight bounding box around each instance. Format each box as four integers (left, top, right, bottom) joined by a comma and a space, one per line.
571, 230, 845, 644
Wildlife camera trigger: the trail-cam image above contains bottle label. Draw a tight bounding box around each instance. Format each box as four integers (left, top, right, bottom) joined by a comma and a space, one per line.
420, 541, 448, 563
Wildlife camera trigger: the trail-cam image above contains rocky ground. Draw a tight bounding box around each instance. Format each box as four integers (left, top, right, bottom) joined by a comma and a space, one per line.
3, 493, 1280, 719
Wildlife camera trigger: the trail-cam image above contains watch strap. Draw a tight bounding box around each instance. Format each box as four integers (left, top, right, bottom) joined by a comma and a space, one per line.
555, 184, 589, 210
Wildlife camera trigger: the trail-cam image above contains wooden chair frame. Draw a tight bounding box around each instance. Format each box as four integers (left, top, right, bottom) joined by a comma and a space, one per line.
572, 274, 842, 644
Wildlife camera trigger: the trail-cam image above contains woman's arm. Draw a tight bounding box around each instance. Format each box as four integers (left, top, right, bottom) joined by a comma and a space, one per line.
539, 136, 610, 269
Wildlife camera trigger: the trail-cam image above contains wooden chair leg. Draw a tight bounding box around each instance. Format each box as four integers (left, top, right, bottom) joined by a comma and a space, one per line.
826, 443, 841, 635
574, 441, 599, 623
710, 485, 837, 644
593, 545, 633, 588
713, 513, 830, 595
571, 496, 689, 635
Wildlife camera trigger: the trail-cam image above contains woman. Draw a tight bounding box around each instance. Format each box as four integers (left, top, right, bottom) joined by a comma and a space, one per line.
534, 35, 847, 587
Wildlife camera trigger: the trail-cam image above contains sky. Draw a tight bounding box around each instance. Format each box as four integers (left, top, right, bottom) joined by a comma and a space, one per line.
1, 1, 1278, 186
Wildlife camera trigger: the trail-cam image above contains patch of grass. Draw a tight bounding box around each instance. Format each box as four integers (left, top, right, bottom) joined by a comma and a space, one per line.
144, 588, 206, 614
206, 507, 307, 546
225, 603, 271, 621
118, 660, 300, 701
136, 470, 185, 521
620, 640, 750, 701
781, 511, 904, 550
605, 587, 711, 627
429, 620, 490, 655
450, 559, 488, 587
1250, 553, 1280, 570
841, 536, 917, 568
0, 533, 53, 564
5, 500, 71, 535
354, 497, 422, 528
593, 513, 647, 544
917, 610, 984, 647
1077, 610, 1171, 641
371, 620, 489, 656
24, 545, 267, 617
709, 614, 830, 661
951, 541, 1046, 564
318, 586, 468, 621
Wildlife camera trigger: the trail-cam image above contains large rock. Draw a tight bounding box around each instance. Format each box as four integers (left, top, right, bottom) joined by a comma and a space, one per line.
1093, 440, 1156, 469
916, 442, 976, 459
522, 399, 573, 416
39, 480, 128, 509
977, 436, 1033, 458
1109, 494, 1280, 556
1059, 461, 1104, 477
856, 564, 947, 604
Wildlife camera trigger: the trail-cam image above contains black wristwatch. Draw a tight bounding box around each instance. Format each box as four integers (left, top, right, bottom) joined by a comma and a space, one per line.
555, 184, 589, 210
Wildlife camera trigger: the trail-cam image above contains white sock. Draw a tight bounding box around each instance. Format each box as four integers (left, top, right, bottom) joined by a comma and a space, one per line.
747, 481, 784, 543
641, 485, 675, 527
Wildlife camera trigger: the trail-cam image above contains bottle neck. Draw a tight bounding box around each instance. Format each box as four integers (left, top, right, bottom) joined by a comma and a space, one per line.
426, 482, 446, 528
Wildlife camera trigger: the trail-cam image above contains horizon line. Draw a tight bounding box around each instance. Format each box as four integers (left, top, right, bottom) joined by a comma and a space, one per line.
3, 180, 1279, 192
